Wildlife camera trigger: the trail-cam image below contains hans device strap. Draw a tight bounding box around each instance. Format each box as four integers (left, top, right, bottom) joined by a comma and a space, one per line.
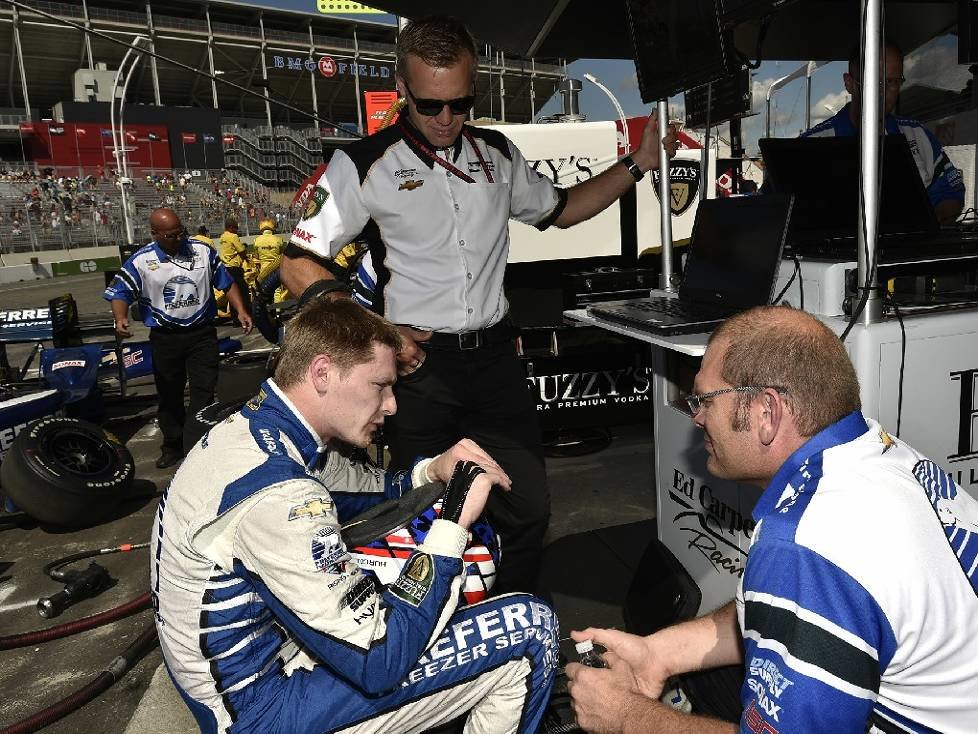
297, 279, 351, 309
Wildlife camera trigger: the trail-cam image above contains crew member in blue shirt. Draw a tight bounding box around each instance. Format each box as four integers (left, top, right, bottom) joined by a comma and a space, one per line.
801, 41, 965, 224
105, 208, 253, 468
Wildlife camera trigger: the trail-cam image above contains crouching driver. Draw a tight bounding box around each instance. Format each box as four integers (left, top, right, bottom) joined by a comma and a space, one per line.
151, 299, 559, 734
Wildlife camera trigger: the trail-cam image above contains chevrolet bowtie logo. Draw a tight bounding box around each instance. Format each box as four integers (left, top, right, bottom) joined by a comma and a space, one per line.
398, 179, 424, 191
288, 497, 334, 521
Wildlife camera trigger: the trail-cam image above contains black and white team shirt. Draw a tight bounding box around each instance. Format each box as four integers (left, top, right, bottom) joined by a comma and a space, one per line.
289, 119, 567, 333
738, 412, 978, 733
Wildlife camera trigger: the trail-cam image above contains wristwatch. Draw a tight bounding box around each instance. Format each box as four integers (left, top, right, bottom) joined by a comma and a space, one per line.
620, 154, 644, 182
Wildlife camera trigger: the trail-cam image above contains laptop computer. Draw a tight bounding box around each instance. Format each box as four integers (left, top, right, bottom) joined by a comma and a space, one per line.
758, 136, 978, 261
587, 194, 793, 336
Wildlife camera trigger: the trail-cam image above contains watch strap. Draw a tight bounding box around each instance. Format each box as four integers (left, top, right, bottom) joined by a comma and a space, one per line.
620, 154, 644, 182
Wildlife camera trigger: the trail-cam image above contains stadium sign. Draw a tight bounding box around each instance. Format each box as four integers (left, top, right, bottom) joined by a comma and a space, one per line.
316, 1, 384, 13
272, 55, 391, 79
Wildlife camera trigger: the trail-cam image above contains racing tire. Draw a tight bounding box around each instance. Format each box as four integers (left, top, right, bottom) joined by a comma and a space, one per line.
183, 397, 249, 455
0, 416, 135, 527
216, 351, 274, 404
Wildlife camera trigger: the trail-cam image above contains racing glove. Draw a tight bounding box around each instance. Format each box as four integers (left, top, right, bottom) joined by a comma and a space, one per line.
439, 461, 486, 524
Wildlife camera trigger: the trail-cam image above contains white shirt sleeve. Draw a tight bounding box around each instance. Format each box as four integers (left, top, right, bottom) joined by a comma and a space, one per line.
290, 151, 371, 258
506, 139, 564, 229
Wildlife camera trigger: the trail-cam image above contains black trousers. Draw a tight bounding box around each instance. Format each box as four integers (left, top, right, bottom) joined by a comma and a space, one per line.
149, 325, 219, 454
385, 340, 550, 594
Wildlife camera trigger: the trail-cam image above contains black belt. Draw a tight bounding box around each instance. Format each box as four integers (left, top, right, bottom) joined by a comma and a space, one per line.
151, 321, 215, 335
424, 318, 517, 351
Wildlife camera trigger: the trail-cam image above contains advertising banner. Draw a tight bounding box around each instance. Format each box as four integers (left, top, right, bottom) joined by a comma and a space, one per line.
485, 121, 621, 263
364, 91, 399, 135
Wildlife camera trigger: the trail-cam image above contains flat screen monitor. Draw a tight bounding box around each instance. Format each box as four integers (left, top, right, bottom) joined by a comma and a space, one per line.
626, 0, 729, 103
681, 194, 792, 309
684, 69, 751, 128
759, 136, 939, 239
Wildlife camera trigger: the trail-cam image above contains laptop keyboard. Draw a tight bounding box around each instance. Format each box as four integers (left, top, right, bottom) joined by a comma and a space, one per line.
627, 297, 722, 319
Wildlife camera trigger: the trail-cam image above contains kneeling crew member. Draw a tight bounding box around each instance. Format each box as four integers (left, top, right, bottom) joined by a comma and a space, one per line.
151, 299, 559, 734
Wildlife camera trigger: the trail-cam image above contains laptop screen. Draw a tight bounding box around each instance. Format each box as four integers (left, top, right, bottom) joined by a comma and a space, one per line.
759, 136, 938, 240
680, 195, 793, 309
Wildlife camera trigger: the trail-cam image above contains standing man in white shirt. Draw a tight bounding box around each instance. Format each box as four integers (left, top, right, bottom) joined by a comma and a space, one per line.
281, 15, 678, 592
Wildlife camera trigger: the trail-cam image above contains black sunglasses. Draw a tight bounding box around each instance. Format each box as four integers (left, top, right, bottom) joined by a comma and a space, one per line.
404, 84, 475, 117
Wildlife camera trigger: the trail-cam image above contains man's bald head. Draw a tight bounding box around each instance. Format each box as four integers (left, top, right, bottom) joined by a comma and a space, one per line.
150, 208, 185, 251
708, 306, 861, 437
150, 207, 181, 231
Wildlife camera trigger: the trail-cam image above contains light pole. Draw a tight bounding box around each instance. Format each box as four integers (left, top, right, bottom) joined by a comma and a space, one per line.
110, 35, 149, 248
583, 72, 630, 152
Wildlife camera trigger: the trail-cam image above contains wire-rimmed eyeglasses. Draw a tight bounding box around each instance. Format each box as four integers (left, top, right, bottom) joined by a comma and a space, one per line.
686, 386, 787, 415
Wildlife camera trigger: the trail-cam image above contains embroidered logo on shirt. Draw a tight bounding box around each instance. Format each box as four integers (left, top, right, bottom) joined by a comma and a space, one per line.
161, 275, 200, 310
293, 228, 315, 243
289, 497, 334, 521
311, 526, 349, 573
246, 388, 266, 412
390, 553, 433, 607
398, 179, 424, 191
302, 185, 329, 220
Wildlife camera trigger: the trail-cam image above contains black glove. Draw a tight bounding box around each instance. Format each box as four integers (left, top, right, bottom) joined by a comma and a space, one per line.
439, 460, 486, 524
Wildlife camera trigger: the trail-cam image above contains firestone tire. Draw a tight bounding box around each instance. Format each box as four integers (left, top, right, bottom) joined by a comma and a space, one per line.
183, 397, 249, 455
0, 416, 135, 527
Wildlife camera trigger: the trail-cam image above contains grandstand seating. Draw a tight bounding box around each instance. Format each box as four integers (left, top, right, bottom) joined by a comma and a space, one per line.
222, 125, 333, 190
0, 167, 295, 254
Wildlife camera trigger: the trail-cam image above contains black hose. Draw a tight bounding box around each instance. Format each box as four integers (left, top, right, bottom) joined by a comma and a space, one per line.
0, 592, 151, 651
44, 542, 150, 581
0, 621, 159, 734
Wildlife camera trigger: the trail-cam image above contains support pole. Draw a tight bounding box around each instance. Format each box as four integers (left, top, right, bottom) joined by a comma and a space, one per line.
145, 1, 162, 105
81, 0, 94, 70
858, 0, 884, 325
12, 6, 31, 119
206, 6, 219, 109
657, 100, 674, 291
699, 83, 712, 202
309, 22, 319, 128
353, 28, 364, 136
258, 14, 273, 129
499, 51, 506, 123
529, 58, 536, 120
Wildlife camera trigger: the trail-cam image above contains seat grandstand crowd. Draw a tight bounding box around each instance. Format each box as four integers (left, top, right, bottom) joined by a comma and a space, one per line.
0, 166, 293, 254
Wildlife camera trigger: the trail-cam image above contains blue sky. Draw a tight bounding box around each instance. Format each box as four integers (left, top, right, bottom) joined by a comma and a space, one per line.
249, 2, 963, 156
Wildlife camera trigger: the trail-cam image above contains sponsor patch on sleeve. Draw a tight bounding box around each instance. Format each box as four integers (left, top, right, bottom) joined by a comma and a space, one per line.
289, 497, 334, 521
390, 553, 434, 607
302, 185, 329, 220
310, 526, 350, 573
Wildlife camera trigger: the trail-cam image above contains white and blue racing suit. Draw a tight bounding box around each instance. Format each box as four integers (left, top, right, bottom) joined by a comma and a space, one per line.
150, 379, 559, 734
801, 102, 965, 210
739, 412, 978, 733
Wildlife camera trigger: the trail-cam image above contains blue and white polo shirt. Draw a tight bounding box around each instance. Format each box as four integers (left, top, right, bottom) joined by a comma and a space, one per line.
738, 412, 978, 733
104, 237, 233, 330
801, 102, 965, 209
